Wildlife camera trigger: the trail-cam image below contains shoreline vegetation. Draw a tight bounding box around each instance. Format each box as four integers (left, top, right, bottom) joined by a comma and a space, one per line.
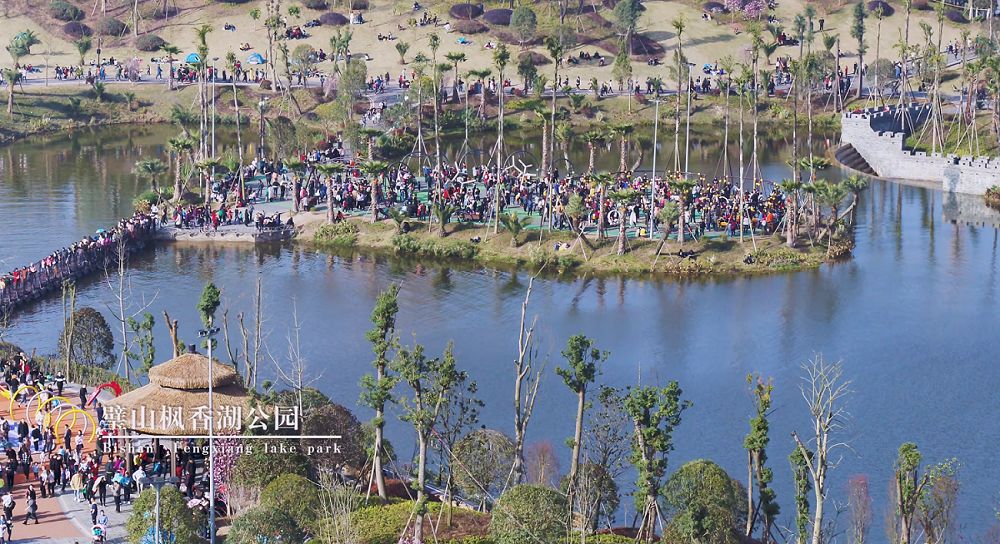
303, 214, 855, 277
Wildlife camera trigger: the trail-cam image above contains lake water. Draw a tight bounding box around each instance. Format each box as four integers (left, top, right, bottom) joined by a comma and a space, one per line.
2, 125, 999, 539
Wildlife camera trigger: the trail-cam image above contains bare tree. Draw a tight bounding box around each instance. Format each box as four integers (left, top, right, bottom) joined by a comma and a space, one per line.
61, 281, 77, 381
791, 355, 852, 544
237, 277, 267, 388
104, 236, 156, 382
847, 474, 871, 544
509, 277, 544, 486
271, 302, 322, 417
317, 473, 363, 543
525, 441, 561, 488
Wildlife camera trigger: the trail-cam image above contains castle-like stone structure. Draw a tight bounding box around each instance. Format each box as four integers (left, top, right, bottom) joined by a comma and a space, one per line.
839, 104, 1000, 195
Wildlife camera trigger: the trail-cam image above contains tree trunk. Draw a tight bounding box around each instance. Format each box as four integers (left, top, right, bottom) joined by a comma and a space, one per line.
327, 176, 335, 223
565, 390, 585, 523
597, 184, 606, 240
370, 176, 378, 223
615, 208, 627, 255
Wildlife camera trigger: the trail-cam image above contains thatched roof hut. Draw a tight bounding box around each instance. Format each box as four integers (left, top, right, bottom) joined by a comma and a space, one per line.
104, 353, 250, 436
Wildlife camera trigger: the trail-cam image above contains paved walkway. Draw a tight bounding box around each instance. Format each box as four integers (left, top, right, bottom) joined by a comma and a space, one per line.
0, 384, 130, 543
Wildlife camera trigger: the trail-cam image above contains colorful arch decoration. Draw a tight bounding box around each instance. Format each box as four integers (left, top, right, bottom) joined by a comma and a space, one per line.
54, 408, 98, 442
34, 395, 75, 419
7, 384, 38, 419
87, 382, 123, 406
45, 402, 80, 429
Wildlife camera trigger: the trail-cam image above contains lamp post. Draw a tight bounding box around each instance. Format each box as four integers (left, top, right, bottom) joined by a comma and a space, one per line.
141, 476, 179, 544
650, 98, 660, 239
197, 326, 220, 544
258, 98, 267, 160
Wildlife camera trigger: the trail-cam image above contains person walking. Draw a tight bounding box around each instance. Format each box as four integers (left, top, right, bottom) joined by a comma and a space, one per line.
89, 501, 98, 526
22, 487, 37, 525
78, 384, 88, 409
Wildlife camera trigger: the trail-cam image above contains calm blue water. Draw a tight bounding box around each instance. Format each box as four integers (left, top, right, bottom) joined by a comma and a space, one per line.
2, 126, 999, 540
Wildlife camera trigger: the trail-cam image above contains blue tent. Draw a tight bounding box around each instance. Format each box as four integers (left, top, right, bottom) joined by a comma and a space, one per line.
247, 52, 266, 65
184, 53, 201, 64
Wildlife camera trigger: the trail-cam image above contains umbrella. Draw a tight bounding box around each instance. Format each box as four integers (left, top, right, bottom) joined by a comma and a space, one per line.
247, 52, 266, 65
184, 53, 201, 64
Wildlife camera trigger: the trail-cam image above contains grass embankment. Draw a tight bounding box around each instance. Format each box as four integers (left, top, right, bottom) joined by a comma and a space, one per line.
0, 83, 198, 143
305, 215, 852, 277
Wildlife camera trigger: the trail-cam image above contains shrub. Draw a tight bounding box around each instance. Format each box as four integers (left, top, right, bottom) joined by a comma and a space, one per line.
866, 0, 893, 15
260, 474, 321, 535
352, 0, 370, 9
314, 221, 359, 247
663, 460, 746, 544
454, 19, 488, 34
228, 504, 304, 544
913, 0, 932, 9
217, 0, 252, 3
945, 9, 968, 23
319, 11, 349, 25
984, 186, 1000, 208
95, 17, 126, 36
517, 51, 550, 66
304, 0, 328, 8
135, 34, 165, 51
57, 307, 115, 369
0, 343, 24, 359
703, 0, 728, 11
483, 8, 513, 25
449, 2, 484, 19
390, 235, 479, 259
231, 441, 309, 491
351, 501, 445, 544
489, 485, 566, 544
50, 0, 84, 21
62, 22, 92, 38
300, 402, 366, 472
126, 486, 204, 544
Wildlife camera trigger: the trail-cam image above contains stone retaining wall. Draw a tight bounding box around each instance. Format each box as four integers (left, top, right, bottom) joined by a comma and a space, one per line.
840, 105, 1000, 195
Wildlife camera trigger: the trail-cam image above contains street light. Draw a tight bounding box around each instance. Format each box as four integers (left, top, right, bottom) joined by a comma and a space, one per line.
197, 326, 220, 544
258, 98, 268, 160
140, 476, 180, 544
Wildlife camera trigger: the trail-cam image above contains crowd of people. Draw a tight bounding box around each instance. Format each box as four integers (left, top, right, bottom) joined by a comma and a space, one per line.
0, 213, 156, 311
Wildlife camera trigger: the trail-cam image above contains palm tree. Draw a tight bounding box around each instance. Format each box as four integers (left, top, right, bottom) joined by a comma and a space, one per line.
467, 68, 491, 120
432, 203, 456, 236
359, 160, 388, 223
358, 128, 382, 160
428, 33, 443, 174
74, 37, 92, 68
671, 16, 686, 171
316, 163, 346, 223
590, 172, 613, 240
193, 25, 214, 160
608, 189, 640, 255
132, 159, 168, 192
445, 51, 467, 102
330, 29, 353, 75
167, 135, 195, 202
554, 122, 573, 170
284, 157, 306, 212
2, 69, 20, 116
842, 175, 869, 225
531, 103, 550, 176
653, 201, 680, 261
169, 104, 196, 137
817, 182, 850, 250
671, 179, 697, 244
583, 130, 604, 174
778, 178, 803, 246
195, 158, 221, 206
609, 124, 632, 173
225, 51, 245, 177
161, 43, 180, 90
499, 212, 532, 246
491, 44, 511, 234
395, 41, 410, 65
387, 207, 408, 234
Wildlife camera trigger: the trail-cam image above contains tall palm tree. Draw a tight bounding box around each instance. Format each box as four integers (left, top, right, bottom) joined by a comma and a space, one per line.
428, 34, 443, 176
609, 123, 633, 173
817, 181, 849, 250
193, 24, 214, 160
167, 135, 195, 202
590, 172, 614, 241
316, 163, 345, 223
225, 51, 244, 180
492, 44, 511, 234
132, 158, 168, 192
544, 36, 564, 176
671, 16, 686, 172
359, 160, 388, 223
161, 43, 180, 90
531, 103, 550, 176
467, 68, 492, 120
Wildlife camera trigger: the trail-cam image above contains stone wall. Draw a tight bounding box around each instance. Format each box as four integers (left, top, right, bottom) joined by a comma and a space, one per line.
840, 105, 1000, 195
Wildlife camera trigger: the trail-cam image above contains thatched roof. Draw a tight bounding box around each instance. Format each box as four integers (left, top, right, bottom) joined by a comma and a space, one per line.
104, 354, 250, 436
148, 353, 240, 389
